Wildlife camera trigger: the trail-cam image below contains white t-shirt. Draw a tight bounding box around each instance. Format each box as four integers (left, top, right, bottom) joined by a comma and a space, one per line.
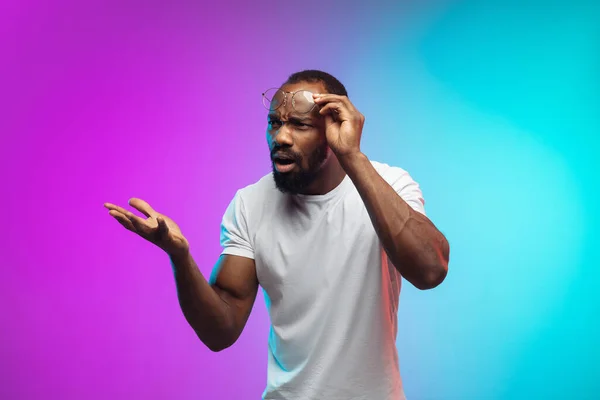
220, 161, 426, 400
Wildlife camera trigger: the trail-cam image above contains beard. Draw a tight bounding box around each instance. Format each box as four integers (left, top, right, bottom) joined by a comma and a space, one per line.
272, 143, 329, 195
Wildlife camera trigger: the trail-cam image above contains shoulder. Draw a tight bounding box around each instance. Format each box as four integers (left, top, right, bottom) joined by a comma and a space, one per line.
234, 172, 280, 210
370, 160, 413, 183
370, 159, 426, 213
223, 172, 281, 233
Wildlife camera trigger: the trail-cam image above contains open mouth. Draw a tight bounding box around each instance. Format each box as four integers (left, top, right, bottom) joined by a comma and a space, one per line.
274, 157, 294, 165
272, 154, 297, 173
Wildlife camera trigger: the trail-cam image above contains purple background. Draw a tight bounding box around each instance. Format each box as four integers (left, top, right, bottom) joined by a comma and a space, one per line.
2, 0, 599, 399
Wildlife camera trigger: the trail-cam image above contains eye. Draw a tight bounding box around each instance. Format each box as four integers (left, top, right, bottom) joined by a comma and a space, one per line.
290, 120, 311, 129
268, 118, 282, 128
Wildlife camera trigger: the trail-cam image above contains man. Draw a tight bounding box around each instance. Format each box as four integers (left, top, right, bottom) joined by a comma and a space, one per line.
105, 70, 449, 399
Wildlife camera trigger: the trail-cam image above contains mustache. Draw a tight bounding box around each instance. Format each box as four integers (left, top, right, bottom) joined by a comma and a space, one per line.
270, 147, 302, 162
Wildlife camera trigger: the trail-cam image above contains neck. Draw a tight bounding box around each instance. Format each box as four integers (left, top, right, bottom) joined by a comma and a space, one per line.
300, 154, 347, 195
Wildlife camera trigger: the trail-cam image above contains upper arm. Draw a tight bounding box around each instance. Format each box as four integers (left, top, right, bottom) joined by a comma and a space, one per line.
212, 190, 259, 335
209, 254, 259, 334
386, 166, 427, 216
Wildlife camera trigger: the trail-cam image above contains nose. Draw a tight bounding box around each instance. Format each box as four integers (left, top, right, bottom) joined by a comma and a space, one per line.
270, 122, 294, 147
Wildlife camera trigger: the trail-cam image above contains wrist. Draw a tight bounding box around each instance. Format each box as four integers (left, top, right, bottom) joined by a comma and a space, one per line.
168, 247, 192, 266
337, 151, 369, 175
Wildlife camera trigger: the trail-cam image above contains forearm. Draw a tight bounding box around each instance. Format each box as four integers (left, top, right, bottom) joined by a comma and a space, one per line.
169, 251, 235, 350
340, 153, 449, 289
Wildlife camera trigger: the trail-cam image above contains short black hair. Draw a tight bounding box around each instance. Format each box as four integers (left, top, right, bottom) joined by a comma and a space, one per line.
284, 69, 348, 97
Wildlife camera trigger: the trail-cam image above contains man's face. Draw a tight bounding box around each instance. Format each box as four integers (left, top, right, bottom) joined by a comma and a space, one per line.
266, 81, 330, 194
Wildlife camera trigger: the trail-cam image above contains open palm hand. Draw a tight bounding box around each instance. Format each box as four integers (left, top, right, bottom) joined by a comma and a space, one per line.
104, 198, 189, 257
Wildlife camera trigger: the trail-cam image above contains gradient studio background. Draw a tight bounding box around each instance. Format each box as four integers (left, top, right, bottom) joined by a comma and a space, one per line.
1, 0, 598, 399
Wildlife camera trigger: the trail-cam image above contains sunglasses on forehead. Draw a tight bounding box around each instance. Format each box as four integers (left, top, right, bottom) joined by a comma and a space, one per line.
262, 88, 318, 114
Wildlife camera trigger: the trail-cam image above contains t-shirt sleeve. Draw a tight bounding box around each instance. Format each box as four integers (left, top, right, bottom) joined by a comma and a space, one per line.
219, 191, 254, 259
387, 167, 427, 216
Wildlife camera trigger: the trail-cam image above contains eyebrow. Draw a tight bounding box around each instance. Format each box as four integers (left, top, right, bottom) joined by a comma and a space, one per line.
267, 114, 314, 123
289, 116, 314, 124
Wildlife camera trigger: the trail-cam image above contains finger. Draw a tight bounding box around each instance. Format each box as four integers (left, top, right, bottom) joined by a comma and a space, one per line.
324, 113, 336, 129
156, 216, 169, 238
128, 213, 156, 234
313, 93, 347, 101
128, 198, 156, 218
319, 102, 351, 121
104, 202, 130, 215
104, 202, 124, 212
314, 94, 356, 111
108, 209, 136, 232
319, 102, 341, 114
105, 202, 149, 228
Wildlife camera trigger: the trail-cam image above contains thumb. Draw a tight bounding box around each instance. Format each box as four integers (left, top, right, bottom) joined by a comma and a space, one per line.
156, 217, 169, 238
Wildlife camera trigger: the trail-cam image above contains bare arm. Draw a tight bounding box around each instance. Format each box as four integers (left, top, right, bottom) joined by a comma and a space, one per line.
104, 198, 258, 351
340, 153, 450, 290
313, 93, 449, 290
170, 252, 258, 352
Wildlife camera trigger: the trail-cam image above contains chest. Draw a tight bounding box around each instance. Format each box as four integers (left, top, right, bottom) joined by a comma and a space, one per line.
251, 192, 382, 306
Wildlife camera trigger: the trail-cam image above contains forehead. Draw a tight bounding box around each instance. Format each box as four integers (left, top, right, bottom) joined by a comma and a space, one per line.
281, 80, 327, 95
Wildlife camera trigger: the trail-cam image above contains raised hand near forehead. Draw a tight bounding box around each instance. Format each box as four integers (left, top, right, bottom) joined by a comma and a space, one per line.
104, 198, 189, 258
313, 93, 365, 159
